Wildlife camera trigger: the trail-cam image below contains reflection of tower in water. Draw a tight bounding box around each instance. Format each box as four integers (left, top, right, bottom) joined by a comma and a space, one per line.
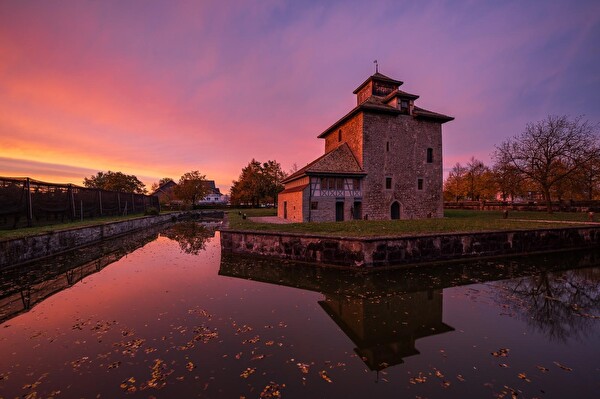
319, 289, 454, 371
218, 254, 455, 372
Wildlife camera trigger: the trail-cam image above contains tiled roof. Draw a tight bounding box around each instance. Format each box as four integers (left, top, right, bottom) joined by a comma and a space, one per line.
353, 72, 403, 94
317, 99, 400, 139
282, 143, 365, 184
383, 89, 419, 101
279, 183, 309, 195
413, 106, 454, 122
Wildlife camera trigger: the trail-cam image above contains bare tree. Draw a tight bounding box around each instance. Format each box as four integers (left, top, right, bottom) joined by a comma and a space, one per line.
494, 115, 599, 212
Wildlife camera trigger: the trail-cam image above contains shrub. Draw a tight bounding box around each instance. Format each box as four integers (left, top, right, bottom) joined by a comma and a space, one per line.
144, 206, 160, 216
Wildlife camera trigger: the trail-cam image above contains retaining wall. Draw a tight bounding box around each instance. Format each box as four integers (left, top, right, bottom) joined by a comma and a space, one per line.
220, 226, 600, 268
0, 210, 223, 268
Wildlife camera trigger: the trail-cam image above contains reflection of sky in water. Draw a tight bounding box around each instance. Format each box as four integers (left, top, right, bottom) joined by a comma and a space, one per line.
0, 223, 598, 398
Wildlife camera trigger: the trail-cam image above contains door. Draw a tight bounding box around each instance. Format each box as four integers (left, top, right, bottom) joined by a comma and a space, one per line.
391, 201, 400, 219
335, 202, 344, 222
353, 201, 362, 220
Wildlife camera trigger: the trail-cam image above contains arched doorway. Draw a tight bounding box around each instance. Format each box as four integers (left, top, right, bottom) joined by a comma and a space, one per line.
391, 201, 400, 220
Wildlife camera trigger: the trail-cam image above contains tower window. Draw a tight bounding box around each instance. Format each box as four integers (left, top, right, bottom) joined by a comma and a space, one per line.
417, 178, 423, 190
385, 177, 392, 190
427, 148, 433, 163
400, 100, 409, 113
386, 141, 390, 152
338, 129, 342, 142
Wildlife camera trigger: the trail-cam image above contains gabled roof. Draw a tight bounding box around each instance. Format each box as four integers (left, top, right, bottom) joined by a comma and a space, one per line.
151, 180, 177, 196
384, 89, 420, 101
353, 72, 403, 94
282, 143, 365, 184
413, 106, 454, 122
317, 98, 400, 139
318, 88, 453, 138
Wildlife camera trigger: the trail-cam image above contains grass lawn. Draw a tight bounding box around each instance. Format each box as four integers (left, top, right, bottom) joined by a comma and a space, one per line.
1, 208, 595, 241
226, 208, 596, 237
0, 213, 157, 240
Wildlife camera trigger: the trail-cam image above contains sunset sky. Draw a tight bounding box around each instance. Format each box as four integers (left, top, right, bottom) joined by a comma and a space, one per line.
1, 0, 599, 194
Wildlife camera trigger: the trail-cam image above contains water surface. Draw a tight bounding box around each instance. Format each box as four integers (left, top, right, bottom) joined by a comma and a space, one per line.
1, 222, 598, 398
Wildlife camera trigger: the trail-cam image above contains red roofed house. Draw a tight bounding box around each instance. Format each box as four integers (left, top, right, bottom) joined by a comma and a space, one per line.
277, 72, 453, 222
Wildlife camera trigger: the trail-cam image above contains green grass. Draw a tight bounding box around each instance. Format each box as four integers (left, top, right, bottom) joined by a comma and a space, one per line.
2, 208, 594, 241
226, 209, 596, 237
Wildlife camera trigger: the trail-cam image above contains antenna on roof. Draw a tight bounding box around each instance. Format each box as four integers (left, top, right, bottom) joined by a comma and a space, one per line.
373, 60, 379, 73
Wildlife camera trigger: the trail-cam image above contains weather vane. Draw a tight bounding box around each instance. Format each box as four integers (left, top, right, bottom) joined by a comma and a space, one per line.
373, 60, 378, 73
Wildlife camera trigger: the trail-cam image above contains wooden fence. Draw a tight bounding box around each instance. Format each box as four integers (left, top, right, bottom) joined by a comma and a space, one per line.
0, 177, 160, 230
444, 200, 600, 213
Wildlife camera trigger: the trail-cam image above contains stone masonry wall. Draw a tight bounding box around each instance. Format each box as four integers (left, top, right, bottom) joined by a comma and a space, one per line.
0, 210, 222, 268
220, 226, 600, 268
324, 113, 364, 167
362, 113, 443, 220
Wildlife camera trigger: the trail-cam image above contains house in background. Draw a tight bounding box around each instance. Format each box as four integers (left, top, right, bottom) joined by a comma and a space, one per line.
151, 180, 178, 205
278, 72, 453, 222
151, 179, 227, 205
197, 180, 227, 204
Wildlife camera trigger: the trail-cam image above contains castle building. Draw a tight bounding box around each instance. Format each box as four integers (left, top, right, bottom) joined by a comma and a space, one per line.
277, 72, 453, 222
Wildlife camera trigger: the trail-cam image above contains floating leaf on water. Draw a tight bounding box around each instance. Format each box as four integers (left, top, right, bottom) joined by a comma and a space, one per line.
553, 361, 573, 371
517, 373, 531, 382
536, 365, 549, 373
240, 367, 256, 379
319, 370, 333, 383
145, 359, 173, 390
242, 335, 260, 344
499, 363, 509, 368
456, 374, 465, 382
188, 308, 212, 318
296, 363, 310, 374
409, 372, 427, 384
108, 361, 121, 369
259, 382, 284, 398
120, 377, 136, 392
491, 348, 510, 357
186, 362, 195, 371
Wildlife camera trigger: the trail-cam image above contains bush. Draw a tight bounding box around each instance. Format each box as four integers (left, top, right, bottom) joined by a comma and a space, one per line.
144, 206, 160, 216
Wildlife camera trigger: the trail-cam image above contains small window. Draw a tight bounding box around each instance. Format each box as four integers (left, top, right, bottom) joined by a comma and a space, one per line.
311, 201, 318, 210
386, 141, 389, 152
336, 178, 344, 190
385, 177, 392, 190
427, 148, 433, 163
417, 178, 423, 190
400, 100, 409, 112
320, 177, 327, 190
353, 178, 360, 190
338, 129, 342, 142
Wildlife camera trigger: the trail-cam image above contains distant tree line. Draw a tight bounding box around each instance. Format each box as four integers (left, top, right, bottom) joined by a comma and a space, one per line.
444, 115, 600, 212
230, 159, 287, 207
84, 170, 212, 206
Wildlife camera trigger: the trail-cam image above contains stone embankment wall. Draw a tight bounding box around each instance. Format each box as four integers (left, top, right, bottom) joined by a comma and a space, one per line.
0, 210, 223, 268
220, 227, 600, 268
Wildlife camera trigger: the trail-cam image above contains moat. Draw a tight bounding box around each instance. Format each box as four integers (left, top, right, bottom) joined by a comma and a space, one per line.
1, 221, 598, 398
